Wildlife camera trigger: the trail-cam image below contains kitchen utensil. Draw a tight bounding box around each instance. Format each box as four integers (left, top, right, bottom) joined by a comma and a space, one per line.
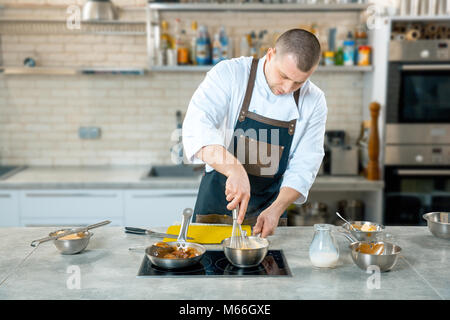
230, 205, 248, 249
340, 232, 402, 272
335, 212, 356, 231
222, 235, 269, 268
423, 212, 450, 239
124, 227, 194, 240
163, 223, 252, 244
51, 230, 93, 255
145, 208, 206, 270
30, 220, 111, 248
341, 220, 385, 242
82, 0, 117, 21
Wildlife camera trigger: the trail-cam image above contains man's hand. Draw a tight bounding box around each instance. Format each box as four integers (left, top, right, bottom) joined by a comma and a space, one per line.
252, 205, 282, 238
225, 166, 250, 224
253, 186, 302, 238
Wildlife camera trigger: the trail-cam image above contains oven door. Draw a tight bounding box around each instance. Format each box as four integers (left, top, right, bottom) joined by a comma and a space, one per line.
384, 166, 450, 225
386, 63, 450, 123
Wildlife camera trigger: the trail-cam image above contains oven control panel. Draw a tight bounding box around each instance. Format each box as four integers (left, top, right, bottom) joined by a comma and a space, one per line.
385, 145, 450, 165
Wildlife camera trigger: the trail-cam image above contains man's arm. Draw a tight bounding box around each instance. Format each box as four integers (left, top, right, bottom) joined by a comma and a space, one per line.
195, 144, 250, 224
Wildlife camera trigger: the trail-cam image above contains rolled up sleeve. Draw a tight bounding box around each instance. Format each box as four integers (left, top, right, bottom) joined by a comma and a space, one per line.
281, 93, 328, 204
182, 61, 232, 164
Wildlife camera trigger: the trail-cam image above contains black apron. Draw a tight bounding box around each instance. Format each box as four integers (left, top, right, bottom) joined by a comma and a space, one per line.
193, 58, 302, 226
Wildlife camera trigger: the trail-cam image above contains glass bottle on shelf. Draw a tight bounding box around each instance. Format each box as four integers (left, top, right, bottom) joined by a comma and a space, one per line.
309, 224, 339, 268
190, 21, 198, 65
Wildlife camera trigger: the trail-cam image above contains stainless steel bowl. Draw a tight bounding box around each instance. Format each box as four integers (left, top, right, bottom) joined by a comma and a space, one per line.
423, 212, 450, 239
349, 241, 402, 272
49, 229, 92, 255
342, 220, 385, 241
222, 236, 269, 268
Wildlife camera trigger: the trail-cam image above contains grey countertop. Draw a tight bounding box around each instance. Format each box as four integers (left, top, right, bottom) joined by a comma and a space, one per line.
0, 166, 384, 190
0, 226, 447, 300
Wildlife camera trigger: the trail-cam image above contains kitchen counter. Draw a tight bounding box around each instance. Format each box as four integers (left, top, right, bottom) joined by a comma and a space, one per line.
0, 226, 447, 300
0, 166, 384, 190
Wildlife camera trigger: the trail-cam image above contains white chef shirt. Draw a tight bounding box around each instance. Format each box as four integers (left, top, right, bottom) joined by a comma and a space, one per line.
182, 55, 327, 204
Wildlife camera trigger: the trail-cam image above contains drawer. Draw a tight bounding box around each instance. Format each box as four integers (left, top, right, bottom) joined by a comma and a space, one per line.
20, 189, 124, 223
124, 189, 198, 228
0, 191, 20, 227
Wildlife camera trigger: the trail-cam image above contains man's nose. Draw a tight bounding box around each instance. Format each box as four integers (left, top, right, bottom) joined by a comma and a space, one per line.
282, 82, 295, 94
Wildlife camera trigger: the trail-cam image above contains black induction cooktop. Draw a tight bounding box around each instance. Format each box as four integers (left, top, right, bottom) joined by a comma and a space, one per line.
137, 250, 291, 278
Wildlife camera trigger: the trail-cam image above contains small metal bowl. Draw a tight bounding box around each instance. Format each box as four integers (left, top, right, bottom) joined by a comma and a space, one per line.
343, 220, 385, 242
222, 236, 269, 268
349, 241, 402, 272
423, 212, 450, 239
49, 229, 92, 255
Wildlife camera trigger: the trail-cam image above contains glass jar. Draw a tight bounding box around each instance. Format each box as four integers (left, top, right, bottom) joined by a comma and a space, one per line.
309, 224, 339, 268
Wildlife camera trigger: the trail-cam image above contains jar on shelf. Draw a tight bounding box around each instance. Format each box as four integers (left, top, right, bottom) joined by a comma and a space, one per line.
309, 224, 339, 268
357, 45, 371, 66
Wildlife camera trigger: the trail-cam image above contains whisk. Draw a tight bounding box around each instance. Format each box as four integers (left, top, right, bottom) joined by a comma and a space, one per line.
230, 205, 249, 249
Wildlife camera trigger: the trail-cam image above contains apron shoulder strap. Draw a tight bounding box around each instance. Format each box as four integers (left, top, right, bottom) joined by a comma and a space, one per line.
238, 58, 259, 122
293, 88, 300, 108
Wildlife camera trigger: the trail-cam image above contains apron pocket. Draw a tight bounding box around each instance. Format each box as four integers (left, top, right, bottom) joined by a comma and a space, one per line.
235, 135, 284, 177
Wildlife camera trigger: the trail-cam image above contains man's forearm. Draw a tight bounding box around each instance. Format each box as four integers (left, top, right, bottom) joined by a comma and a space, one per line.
195, 144, 245, 177
270, 186, 302, 217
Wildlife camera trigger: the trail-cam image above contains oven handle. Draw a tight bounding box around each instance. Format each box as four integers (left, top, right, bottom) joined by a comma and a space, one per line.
397, 169, 450, 176
401, 64, 450, 71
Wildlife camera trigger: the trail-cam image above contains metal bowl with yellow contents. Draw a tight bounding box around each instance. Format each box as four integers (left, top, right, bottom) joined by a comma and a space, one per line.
49, 229, 93, 255
342, 220, 385, 242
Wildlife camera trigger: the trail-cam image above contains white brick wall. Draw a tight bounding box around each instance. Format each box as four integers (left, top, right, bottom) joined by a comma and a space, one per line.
0, 2, 368, 166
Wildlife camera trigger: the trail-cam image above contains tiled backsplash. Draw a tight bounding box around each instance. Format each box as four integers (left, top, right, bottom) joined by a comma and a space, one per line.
0, 1, 366, 166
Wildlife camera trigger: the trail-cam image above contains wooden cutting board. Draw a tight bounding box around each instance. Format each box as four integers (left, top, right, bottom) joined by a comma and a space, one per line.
163, 223, 252, 244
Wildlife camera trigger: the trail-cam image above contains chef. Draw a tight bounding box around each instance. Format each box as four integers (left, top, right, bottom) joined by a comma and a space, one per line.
182, 28, 327, 238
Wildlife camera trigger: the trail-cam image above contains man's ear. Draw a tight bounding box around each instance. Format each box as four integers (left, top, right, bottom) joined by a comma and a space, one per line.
267, 47, 276, 61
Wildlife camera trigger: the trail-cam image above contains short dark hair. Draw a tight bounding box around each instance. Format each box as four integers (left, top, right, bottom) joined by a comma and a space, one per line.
275, 28, 321, 72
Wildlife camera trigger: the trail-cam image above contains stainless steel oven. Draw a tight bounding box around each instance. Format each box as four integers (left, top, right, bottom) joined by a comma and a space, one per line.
386, 40, 450, 125
384, 39, 450, 225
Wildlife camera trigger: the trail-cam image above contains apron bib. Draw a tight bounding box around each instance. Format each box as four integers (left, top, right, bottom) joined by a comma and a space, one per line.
193, 58, 302, 226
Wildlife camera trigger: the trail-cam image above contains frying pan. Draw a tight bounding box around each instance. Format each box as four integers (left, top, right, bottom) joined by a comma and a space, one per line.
145, 208, 206, 269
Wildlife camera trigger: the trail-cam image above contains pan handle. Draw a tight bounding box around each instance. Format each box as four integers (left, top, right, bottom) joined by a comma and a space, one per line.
336, 229, 358, 243
30, 235, 57, 247
177, 208, 193, 244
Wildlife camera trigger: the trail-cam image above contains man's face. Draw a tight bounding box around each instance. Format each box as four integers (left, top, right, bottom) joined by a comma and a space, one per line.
264, 47, 317, 96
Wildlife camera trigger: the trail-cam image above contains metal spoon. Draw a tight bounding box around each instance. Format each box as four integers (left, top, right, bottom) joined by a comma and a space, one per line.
335, 212, 357, 231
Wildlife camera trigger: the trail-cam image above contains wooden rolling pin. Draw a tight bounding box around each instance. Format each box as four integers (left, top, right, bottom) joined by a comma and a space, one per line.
367, 102, 380, 181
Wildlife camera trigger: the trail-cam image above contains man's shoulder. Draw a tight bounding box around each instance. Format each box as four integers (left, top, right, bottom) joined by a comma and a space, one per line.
304, 79, 325, 100
208, 56, 252, 79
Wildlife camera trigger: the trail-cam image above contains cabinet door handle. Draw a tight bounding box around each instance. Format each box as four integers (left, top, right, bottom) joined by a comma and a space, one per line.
0, 194, 11, 198
25, 193, 118, 198
132, 193, 198, 198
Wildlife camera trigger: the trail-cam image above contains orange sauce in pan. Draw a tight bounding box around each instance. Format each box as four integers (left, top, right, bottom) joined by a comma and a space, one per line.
153, 242, 200, 259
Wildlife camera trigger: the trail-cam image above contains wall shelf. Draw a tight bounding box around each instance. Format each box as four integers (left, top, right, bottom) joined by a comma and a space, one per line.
148, 2, 369, 12
0, 66, 147, 76
149, 65, 373, 73
0, 19, 146, 35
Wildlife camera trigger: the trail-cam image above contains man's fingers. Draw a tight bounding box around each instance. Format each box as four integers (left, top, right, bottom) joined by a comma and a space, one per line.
237, 195, 249, 224
226, 192, 235, 202
226, 196, 240, 211
253, 217, 263, 235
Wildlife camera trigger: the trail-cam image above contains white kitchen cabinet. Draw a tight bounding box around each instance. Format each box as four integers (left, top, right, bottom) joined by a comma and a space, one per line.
19, 189, 124, 227
0, 191, 20, 227
124, 189, 198, 228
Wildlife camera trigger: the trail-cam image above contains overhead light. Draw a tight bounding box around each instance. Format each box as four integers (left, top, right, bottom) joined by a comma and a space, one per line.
82, 0, 117, 22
